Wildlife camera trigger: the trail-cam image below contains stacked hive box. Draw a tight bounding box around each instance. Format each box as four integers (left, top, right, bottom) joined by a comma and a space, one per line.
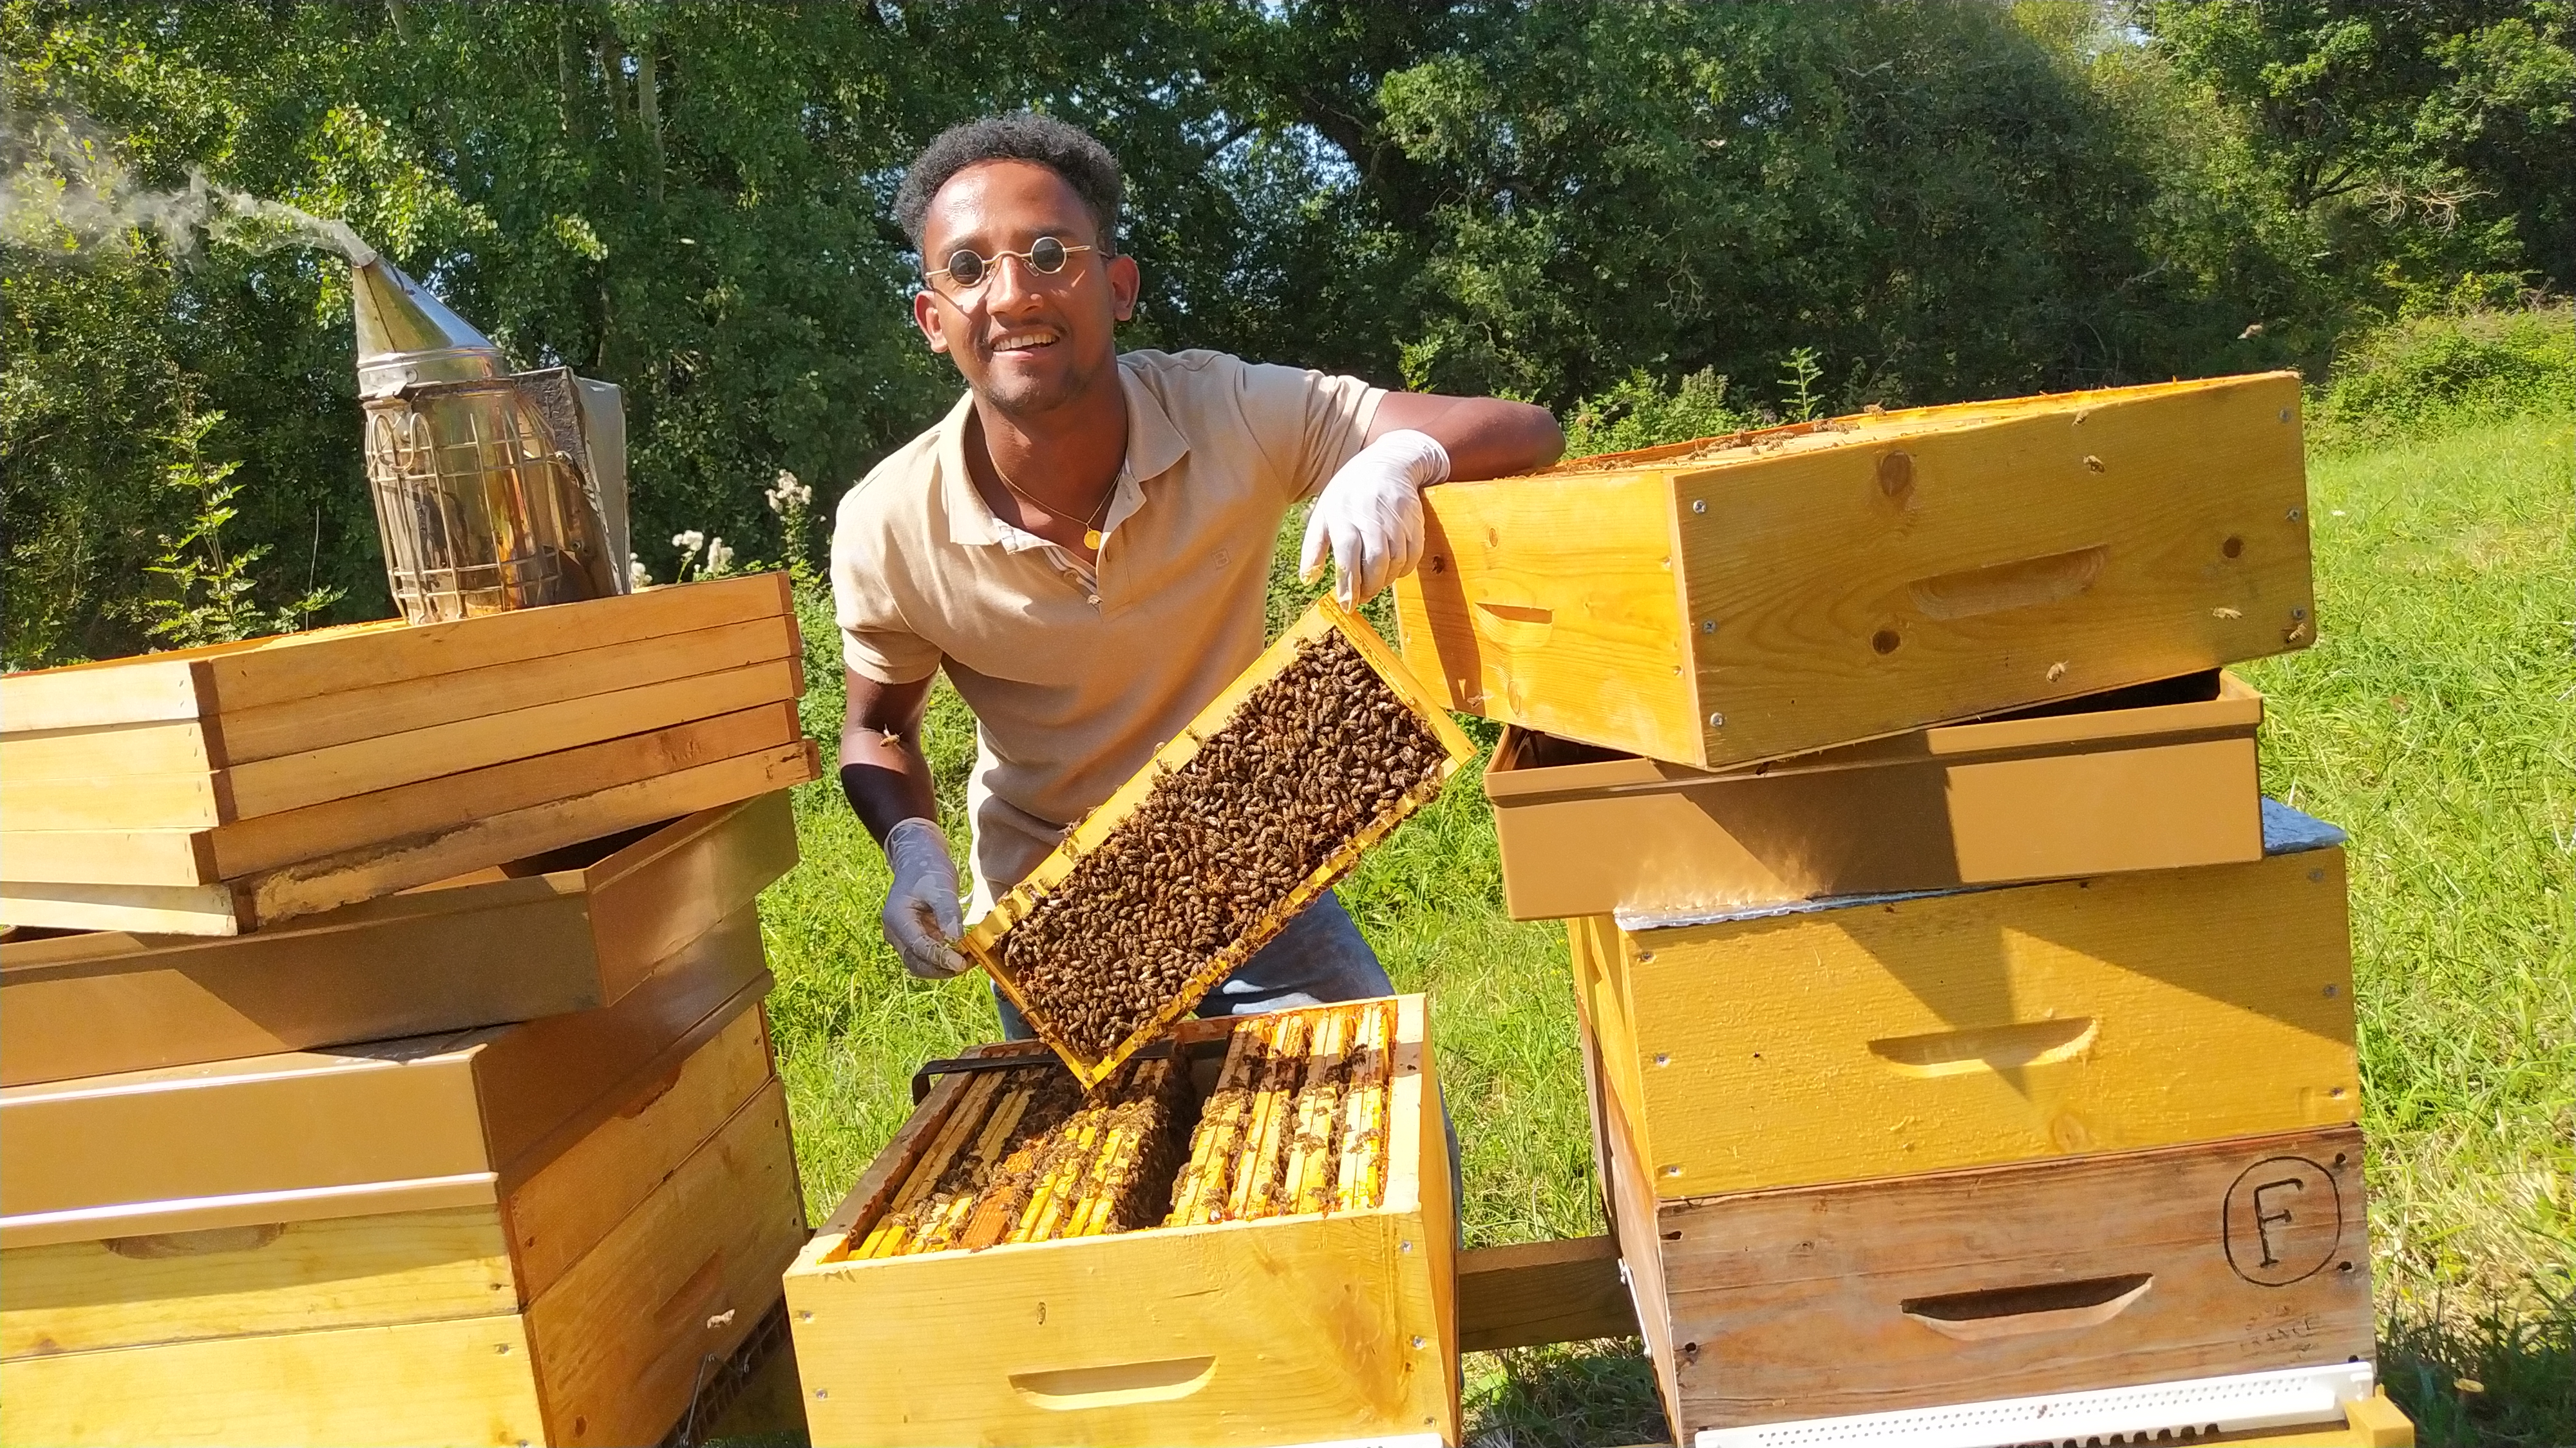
1393, 374, 2413, 1447
0, 575, 820, 1447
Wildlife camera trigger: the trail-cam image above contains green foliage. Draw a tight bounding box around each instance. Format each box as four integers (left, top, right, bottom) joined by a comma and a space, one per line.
1560, 367, 1750, 459
2141, 0, 2575, 325
2313, 302, 2576, 443
123, 404, 341, 647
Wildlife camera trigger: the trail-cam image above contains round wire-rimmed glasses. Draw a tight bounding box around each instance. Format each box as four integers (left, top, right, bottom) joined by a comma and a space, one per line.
924, 236, 1096, 293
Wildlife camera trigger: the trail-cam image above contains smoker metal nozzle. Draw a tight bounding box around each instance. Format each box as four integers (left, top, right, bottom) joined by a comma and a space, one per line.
351, 255, 504, 397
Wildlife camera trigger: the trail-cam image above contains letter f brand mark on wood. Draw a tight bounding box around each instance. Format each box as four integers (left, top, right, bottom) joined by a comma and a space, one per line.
2223, 1155, 2344, 1286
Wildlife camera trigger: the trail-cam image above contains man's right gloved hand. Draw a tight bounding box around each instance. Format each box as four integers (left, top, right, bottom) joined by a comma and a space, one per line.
881, 817, 969, 980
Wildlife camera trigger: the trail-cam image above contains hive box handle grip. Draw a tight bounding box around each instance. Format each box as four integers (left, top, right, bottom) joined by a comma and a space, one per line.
1009, 1355, 1217, 1409
1899, 1273, 2153, 1341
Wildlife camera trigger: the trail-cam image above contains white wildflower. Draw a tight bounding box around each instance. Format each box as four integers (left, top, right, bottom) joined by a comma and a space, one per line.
705, 537, 734, 575
629, 553, 654, 589
672, 529, 705, 551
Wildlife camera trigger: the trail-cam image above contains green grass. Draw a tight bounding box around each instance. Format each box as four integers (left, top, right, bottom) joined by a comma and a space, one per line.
753, 415, 2571, 1446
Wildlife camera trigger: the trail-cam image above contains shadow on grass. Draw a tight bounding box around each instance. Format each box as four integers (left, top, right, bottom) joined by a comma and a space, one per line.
2381, 1293, 2575, 1448
1464, 1338, 1671, 1448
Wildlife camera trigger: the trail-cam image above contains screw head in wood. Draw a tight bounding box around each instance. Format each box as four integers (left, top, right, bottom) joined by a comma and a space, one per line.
2292, 607, 2308, 620
1412, 1335, 1427, 1348
2287, 507, 2304, 521
1700, 618, 1715, 633
1707, 712, 1725, 727
1692, 499, 1708, 513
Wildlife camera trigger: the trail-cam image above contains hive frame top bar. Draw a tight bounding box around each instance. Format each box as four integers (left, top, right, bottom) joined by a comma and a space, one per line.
1539, 372, 2302, 481
962, 599, 1475, 1089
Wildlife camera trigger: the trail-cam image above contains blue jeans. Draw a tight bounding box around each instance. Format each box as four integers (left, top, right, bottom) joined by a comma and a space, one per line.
992, 891, 1464, 1223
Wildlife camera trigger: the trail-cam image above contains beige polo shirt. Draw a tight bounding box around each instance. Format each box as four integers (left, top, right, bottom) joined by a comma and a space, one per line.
831, 348, 1384, 912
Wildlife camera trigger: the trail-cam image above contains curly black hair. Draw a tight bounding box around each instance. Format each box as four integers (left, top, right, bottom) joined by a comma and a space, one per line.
893, 113, 1123, 257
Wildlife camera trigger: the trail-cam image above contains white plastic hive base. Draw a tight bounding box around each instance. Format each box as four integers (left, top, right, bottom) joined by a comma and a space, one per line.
1696, 1361, 2374, 1448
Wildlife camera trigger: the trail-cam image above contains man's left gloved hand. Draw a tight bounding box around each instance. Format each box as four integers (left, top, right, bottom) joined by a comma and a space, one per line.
1300, 428, 1451, 607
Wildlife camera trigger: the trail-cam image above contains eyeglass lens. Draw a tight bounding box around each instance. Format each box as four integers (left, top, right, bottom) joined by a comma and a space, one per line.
941, 236, 1071, 289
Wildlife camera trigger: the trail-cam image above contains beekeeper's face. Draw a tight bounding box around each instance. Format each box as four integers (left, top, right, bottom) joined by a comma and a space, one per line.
912, 159, 1139, 419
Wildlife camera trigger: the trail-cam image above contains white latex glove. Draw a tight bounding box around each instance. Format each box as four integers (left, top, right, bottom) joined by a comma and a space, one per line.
1300, 428, 1450, 607
881, 817, 969, 980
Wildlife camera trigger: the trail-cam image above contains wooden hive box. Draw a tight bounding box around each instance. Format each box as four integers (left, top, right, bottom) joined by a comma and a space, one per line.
1569, 804, 2358, 1200
782, 995, 1459, 1448
0, 988, 806, 1447
0, 574, 818, 936
0, 794, 795, 1088
1485, 670, 2262, 920
1, 904, 766, 1246
1591, 1014, 2376, 1442
965, 600, 1473, 1089
1392, 373, 2314, 770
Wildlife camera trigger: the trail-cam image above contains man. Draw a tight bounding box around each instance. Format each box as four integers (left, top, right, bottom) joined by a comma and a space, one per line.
832, 113, 1561, 1034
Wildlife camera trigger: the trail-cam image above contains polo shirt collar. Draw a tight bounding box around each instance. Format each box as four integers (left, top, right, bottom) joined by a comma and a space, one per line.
940, 361, 1191, 549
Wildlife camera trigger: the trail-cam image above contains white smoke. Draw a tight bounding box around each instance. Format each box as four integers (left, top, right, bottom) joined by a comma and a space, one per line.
1, 104, 376, 265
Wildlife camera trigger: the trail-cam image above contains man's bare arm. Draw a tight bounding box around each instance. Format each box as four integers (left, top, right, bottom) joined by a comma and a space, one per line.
840, 667, 940, 846
1368, 392, 1564, 481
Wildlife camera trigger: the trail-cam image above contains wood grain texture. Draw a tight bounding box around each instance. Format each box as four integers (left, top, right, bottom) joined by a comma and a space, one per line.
216, 613, 800, 765
0, 828, 216, 888
0, 572, 791, 734
221, 657, 802, 820
0, 1311, 546, 1447
502, 1005, 776, 1302
0, 797, 791, 1088
1678, 373, 2310, 767
1457, 1234, 1638, 1351
0, 719, 218, 782
0, 772, 232, 832
1, 998, 778, 1366
1484, 672, 2263, 920
232, 740, 817, 929
209, 703, 804, 877
1394, 374, 2312, 769
524, 1080, 805, 1448
1394, 468, 1699, 765
1584, 1018, 1682, 1438
1600, 846, 2358, 1197
0, 1206, 514, 1359
786, 995, 1457, 1448
1642, 1125, 2374, 1433
0, 879, 249, 937
1, 917, 769, 1241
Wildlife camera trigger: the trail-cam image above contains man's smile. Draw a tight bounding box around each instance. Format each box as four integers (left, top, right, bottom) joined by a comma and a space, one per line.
990, 327, 1062, 354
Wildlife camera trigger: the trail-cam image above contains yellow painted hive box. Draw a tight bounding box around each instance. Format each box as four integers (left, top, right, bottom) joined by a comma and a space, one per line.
1569, 803, 2358, 1199
0, 794, 795, 1087
0, 973, 806, 1448
783, 995, 1459, 1448
1484, 669, 2263, 920
0, 573, 817, 936
1392, 372, 2315, 771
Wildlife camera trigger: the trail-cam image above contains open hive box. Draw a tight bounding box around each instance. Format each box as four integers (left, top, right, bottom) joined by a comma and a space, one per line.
0, 574, 816, 936
783, 995, 1459, 1448
1391, 372, 2314, 772
965, 599, 1473, 1089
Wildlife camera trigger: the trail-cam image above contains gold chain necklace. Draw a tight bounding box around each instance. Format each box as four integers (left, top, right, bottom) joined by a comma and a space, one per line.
986, 446, 1113, 551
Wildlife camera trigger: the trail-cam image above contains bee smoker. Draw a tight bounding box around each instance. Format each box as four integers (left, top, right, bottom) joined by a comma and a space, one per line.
351, 252, 630, 624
